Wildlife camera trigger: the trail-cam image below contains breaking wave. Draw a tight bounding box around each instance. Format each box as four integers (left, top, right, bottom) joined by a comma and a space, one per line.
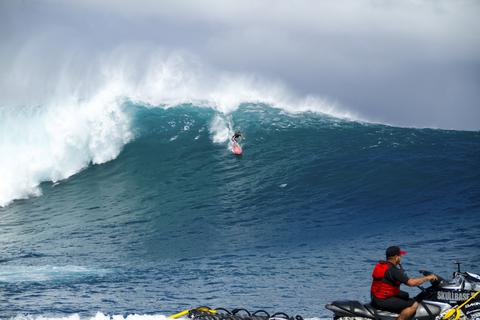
0, 50, 354, 207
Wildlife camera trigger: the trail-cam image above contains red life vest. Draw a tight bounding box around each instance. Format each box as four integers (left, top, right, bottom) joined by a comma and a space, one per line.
371, 261, 401, 299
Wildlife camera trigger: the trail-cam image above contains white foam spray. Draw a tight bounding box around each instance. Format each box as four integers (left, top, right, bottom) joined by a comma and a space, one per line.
0, 82, 133, 207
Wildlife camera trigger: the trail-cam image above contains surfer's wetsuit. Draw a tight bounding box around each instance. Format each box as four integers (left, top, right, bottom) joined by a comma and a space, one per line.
232, 132, 242, 143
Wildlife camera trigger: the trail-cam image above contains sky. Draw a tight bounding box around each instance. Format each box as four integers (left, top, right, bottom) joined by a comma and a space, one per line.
1, 0, 479, 130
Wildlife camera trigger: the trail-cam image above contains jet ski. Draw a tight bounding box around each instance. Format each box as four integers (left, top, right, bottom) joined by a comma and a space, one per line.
325, 267, 480, 320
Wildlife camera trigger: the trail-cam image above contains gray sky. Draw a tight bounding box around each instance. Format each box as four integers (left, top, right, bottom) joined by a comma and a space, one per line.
1, 0, 479, 130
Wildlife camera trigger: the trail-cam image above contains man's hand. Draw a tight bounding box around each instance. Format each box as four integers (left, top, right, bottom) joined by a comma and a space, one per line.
426, 274, 438, 282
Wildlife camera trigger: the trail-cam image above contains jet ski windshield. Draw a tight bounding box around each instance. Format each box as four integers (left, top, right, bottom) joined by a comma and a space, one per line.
441, 272, 480, 291
445, 274, 464, 288
465, 272, 480, 282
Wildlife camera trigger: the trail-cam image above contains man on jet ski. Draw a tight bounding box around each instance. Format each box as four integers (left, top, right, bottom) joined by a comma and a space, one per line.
371, 246, 438, 320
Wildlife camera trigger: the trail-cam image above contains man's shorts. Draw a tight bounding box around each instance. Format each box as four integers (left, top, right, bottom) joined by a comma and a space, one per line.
371, 291, 416, 314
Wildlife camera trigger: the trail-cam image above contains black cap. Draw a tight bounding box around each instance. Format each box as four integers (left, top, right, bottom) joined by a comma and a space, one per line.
386, 246, 407, 258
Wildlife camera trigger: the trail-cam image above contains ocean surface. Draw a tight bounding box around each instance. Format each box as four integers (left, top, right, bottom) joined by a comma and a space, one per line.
1, 102, 479, 319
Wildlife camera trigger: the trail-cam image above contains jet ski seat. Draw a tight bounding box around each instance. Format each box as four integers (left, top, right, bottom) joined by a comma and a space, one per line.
364, 304, 399, 317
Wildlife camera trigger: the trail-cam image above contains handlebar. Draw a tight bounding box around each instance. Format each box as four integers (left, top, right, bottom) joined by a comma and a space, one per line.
419, 270, 445, 285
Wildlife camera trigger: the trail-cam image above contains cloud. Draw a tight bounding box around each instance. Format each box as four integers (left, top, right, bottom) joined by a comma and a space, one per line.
1, 0, 479, 129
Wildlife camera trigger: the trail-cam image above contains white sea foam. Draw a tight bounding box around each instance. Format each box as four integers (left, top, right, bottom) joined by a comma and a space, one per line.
0, 83, 132, 207
0, 48, 356, 207
209, 114, 233, 144
0, 265, 108, 283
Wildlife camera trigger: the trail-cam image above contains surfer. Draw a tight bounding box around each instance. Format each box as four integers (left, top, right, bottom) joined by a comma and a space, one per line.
231, 131, 242, 143
231, 131, 243, 155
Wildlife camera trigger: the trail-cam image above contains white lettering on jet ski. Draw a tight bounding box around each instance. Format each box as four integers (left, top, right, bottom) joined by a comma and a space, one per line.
466, 302, 480, 308
437, 291, 472, 302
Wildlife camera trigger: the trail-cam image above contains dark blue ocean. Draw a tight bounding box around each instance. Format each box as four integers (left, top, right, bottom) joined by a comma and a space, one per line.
1, 103, 479, 319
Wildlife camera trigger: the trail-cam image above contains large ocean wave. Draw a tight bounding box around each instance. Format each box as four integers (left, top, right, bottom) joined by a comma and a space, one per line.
0, 51, 356, 207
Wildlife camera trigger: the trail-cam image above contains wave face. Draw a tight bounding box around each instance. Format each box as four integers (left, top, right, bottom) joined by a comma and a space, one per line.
0, 103, 479, 318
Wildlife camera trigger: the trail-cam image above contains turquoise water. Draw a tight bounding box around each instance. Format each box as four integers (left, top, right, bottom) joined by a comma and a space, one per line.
0, 103, 479, 319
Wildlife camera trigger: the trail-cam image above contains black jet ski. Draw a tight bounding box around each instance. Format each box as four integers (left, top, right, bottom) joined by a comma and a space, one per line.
325, 267, 480, 320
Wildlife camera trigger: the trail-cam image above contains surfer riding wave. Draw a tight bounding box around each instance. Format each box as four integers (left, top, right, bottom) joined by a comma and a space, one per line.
231, 131, 243, 155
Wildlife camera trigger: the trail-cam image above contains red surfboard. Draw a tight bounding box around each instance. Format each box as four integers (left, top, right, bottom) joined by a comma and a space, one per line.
232, 143, 243, 155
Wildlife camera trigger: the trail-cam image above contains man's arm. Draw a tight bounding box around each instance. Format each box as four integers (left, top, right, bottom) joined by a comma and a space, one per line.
389, 267, 438, 287
406, 274, 437, 287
